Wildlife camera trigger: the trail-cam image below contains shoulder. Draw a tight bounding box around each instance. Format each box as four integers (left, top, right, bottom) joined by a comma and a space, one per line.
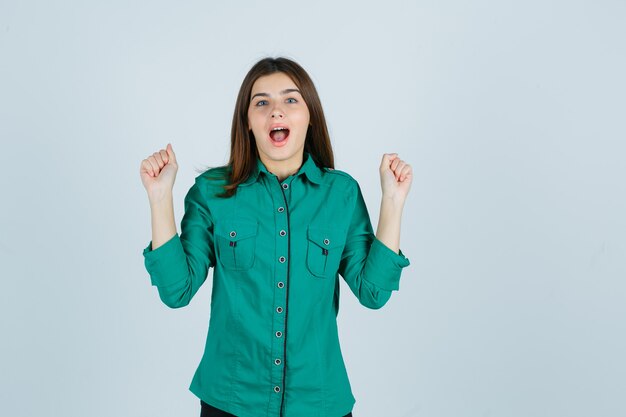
197, 165, 230, 182
191, 165, 231, 197
320, 167, 361, 197
321, 166, 357, 185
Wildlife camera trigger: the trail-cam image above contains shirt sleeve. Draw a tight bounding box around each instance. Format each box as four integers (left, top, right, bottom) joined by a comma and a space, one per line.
142, 177, 216, 308
338, 180, 411, 309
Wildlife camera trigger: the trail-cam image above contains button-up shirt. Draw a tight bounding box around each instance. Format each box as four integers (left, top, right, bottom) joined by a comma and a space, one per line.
142, 151, 411, 417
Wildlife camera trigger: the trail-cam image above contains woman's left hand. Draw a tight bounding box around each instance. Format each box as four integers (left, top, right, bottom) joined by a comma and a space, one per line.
379, 153, 413, 204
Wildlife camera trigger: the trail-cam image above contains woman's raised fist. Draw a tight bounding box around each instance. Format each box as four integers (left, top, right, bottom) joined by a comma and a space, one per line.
140, 143, 179, 203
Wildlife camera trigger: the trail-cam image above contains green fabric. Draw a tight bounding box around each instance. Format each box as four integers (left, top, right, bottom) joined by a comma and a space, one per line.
143, 151, 411, 417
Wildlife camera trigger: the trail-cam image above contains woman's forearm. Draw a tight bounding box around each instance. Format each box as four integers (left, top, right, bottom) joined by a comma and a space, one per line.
375, 196, 404, 254
150, 192, 177, 250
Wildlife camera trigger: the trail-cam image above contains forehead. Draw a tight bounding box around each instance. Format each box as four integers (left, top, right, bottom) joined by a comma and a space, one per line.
251, 72, 298, 94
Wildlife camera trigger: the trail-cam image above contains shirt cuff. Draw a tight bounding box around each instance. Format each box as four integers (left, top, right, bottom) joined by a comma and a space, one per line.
143, 233, 188, 287
363, 237, 411, 291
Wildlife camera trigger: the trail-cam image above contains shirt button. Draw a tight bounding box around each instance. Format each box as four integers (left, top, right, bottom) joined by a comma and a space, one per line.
274, 358, 282, 366
276, 306, 283, 313
279, 230, 286, 236
276, 331, 282, 338
279, 256, 286, 263
277, 282, 284, 288
277, 206, 285, 213
274, 386, 281, 393
229, 231, 237, 238
323, 238, 330, 245
282, 183, 289, 189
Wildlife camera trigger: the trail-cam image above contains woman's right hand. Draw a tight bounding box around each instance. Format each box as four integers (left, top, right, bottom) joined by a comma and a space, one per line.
140, 143, 178, 203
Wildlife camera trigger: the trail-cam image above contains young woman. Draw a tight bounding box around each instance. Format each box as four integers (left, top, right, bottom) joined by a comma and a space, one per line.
140, 57, 412, 417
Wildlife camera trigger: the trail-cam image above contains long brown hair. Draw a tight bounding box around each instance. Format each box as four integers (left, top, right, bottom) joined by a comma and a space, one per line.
199, 57, 334, 198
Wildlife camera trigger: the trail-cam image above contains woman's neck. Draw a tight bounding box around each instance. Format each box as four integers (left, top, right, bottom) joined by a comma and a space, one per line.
260, 153, 304, 182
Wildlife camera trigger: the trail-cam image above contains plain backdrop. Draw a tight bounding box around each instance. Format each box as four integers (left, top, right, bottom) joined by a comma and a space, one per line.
1, 1, 625, 416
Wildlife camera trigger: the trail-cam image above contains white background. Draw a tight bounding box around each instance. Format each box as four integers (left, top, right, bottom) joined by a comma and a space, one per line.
1, 1, 625, 416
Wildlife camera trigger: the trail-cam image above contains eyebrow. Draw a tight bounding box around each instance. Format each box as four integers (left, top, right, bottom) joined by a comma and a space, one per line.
251, 88, 302, 101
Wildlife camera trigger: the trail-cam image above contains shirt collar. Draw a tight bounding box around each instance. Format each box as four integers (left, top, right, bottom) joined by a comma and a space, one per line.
240, 151, 323, 187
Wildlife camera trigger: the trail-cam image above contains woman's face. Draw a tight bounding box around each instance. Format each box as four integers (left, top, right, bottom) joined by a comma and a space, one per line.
247, 72, 310, 172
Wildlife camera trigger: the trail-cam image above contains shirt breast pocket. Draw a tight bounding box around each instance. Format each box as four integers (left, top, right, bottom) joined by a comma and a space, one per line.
306, 226, 347, 278
215, 218, 258, 271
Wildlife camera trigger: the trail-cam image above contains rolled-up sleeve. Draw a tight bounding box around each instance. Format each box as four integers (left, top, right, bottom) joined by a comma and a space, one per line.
142, 177, 216, 308
338, 180, 411, 309
363, 237, 410, 291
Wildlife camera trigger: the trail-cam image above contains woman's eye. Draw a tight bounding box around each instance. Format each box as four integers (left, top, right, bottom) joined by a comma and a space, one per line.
256, 100, 268, 106
286, 98, 297, 103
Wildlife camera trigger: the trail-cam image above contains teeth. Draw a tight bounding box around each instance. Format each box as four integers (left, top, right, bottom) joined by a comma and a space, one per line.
272, 127, 286, 131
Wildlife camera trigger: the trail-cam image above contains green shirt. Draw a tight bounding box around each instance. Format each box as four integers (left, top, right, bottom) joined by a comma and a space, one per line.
142, 151, 411, 417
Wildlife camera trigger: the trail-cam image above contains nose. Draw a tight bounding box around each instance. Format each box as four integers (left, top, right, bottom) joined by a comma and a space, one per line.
271, 104, 284, 119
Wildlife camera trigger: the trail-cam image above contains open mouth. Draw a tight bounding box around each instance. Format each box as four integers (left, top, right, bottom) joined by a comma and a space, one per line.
269, 127, 290, 143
